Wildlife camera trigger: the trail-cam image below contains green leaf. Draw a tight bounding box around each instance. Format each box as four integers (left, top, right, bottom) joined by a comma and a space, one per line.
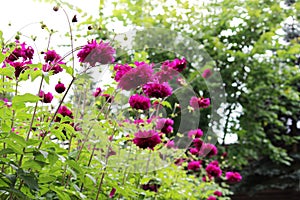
18, 170, 39, 191
61, 64, 74, 76
0, 66, 15, 78
12, 93, 39, 104
0, 53, 5, 64
31, 70, 43, 81
22, 160, 47, 170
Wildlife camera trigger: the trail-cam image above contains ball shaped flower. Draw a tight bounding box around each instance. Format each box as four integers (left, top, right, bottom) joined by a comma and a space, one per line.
187, 160, 201, 171
114, 64, 132, 82
155, 118, 174, 134
205, 161, 222, 177
39, 90, 53, 103
225, 172, 242, 183
55, 81, 66, 93
142, 82, 172, 98
133, 130, 161, 150
188, 129, 204, 138
77, 39, 115, 66
202, 68, 213, 79
214, 190, 222, 197
118, 62, 154, 90
162, 57, 187, 72
129, 94, 151, 110
189, 96, 210, 110
199, 143, 218, 157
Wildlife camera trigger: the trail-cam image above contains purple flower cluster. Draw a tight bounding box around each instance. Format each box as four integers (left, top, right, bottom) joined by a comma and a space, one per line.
188, 129, 203, 138
187, 160, 201, 171
39, 90, 53, 103
42, 50, 64, 74
77, 40, 115, 66
225, 172, 242, 183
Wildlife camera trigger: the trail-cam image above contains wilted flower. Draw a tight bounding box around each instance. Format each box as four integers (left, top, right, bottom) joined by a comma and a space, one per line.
133, 130, 161, 150
93, 87, 102, 97
188, 129, 203, 138
143, 82, 172, 98
77, 39, 115, 66
187, 160, 201, 171
55, 81, 66, 93
39, 90, 53, 103
129, 94, 151, 110
189, 96, 210, 109
225, 172, 242, 183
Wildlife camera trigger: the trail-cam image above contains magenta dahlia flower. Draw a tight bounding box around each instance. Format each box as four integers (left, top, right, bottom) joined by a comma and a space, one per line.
188, 129, 203, 138
162, 58, 187, 72
155, 65, 178, 83
9, 61, 30, 79
225, 172, 242, 183
189, 148, 199, 155
214, 190, 222, 197
155, 118, 174, 134
205, 162, 222, 177
56, 106, 73, 120
55, 81, 66, 93
39, 90, 53, 103
44, 50, 61, 63
6, 41, 34, 62
187, 160, 201, 171
118, 62, 154, 90
192, 138, 203, 149
189, 96, 210, 109
142, 82, 172, 98
93, 87, 102, 97
207, 196, 216, 200
114, 64, 132, 82
77, 40, 115, 66
129, 94, 151, 110
202, 68, 213, 79
199, 143, 218, 157
133, 130, 161, 150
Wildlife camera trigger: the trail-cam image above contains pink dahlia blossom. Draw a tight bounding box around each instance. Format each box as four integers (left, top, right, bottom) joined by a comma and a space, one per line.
192, 138, 203, 149
77, 40, 115, 66
189, 148, 199, 155
114, 64, 132, 82
133, 130, 161, 150
118, 62, 154, 90
206, 162, 222, 177
129, 94, 151, 110
93, 87, 102, 97
165, 140, 175, 148
187, 160, 201, 171
225, 172, 242, 183
55, 81, 66, 93
142, 82, 172, 98
189, 96, 210, 110
162, 57, 187, 72
214, 190, 222, 197
44, 50, 61, 63
55, 106, 73, 122
199, 143, 218, 157
207, 196, 216, 200
155, 118, 174, 134
188, 129, 204, 138
39, 90, 53, 103
155, 65, 177, 83
202, 68, 213, 79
